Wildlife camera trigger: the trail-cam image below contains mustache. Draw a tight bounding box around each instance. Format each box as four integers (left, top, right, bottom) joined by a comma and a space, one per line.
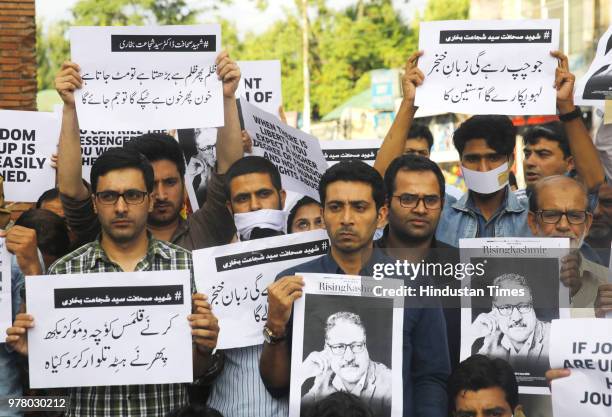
340, 360, 359, 368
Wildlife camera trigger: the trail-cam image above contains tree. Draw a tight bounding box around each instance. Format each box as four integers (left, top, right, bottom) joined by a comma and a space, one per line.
36, 0, 209, 90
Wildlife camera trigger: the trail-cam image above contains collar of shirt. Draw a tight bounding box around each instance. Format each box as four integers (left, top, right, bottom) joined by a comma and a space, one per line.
453, 185, 526, 215
318, 247, 395, 276
88, 232, 173, 271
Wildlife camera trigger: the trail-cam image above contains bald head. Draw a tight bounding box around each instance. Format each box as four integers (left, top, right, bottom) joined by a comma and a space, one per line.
528, 175, 592, 248
529, 175, 588, 213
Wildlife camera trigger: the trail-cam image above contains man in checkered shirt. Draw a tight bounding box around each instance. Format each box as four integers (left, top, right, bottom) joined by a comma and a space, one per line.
6, 147, 219, 417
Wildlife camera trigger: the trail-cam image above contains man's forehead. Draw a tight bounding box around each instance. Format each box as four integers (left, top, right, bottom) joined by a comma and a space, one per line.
536, 182, 587, 209
463, 138, 501, 155
327, 321, 365, 339
494, 282, 531, 304
230, 172, 275, 192
98, 168, 146, 190
405, 137, 429, 147
525, 137, 563, 151
325, 181, 374, 202
455, 387, 511, 411
394, 169, 440, 193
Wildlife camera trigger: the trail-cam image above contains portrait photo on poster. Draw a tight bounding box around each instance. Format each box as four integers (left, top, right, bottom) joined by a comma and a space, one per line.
176, 128, 217, 209
467, 256, 559, 389
582, 63, 612, 100
299, 293, 394, 417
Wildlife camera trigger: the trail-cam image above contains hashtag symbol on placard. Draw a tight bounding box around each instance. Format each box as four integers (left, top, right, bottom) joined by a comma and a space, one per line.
544, 31, 550, 39
203, 41, 209, 48
175, 291, 182, 301
322, 241, 328, 251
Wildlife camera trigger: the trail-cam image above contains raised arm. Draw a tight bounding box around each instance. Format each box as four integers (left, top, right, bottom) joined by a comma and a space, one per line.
552, 51, 605, 192
215, 51, 243, 174
55, 61, 89, 200
373, 51, 423, 178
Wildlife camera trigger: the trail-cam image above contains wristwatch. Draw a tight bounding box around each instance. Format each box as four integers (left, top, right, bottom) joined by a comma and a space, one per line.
263, 325, 286, 344
558, 106, 582, 122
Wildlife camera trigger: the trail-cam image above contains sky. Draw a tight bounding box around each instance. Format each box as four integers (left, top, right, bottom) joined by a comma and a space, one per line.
35, 0, 426, 36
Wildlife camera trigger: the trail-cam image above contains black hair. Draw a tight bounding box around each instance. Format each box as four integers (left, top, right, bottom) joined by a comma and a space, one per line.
523, 121, 570, 158
384, 154, 446, 200
453, 115, 516, 158
15, 209, 70, 260
124, 132, 186, 177
318, 160, 385, 210
287, 196, 321, 232
224, 156, 282, 200
305, 392, 373, 417
448, 355, 519, 413
36, 187, 60, 209
90, 147, 154, 194
164, 404, 224, 417
407, 123, 434, 150
509, 171, 518, 189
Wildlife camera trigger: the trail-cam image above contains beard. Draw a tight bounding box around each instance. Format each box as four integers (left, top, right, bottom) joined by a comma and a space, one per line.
101, 220, 147, 245
248, 227, 284, 240
148, 202, 181, 227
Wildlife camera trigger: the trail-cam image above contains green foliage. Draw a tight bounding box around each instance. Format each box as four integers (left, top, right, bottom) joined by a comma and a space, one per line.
37, 20, 70, 91
37, 0, 471, 115
423, 0, 469, 21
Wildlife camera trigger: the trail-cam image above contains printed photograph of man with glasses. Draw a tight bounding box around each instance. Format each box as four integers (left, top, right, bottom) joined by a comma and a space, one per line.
468, 271, 555, 388
299, 306, 393, 417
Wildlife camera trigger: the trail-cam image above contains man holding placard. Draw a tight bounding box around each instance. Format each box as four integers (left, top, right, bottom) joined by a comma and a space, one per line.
375, 42, 604, 248
261, 161, 450, 417
527, 175, 608, 315
5, 148, 219, 416
55, 49, 243, 250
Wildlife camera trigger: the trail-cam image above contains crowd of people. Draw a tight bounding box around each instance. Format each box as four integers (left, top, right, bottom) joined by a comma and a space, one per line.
1, 45, 611, 417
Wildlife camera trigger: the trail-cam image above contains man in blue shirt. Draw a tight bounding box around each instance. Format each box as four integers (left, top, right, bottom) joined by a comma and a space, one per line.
259, 160, 450, 417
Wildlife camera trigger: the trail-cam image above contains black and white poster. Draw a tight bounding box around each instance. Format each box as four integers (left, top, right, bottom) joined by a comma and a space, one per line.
459, 237, 570, 394
70, 25, 223, 130
192, 230, 329, 349
575, 25, 612, 106
290, 273, 403, 417
25, 270, 193, 388
176, 127, 217, 209
320, 139, 382, 167
0, 110, 60, 202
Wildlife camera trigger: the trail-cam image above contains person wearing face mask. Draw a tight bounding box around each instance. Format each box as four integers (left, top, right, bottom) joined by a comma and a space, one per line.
527, 175, 609, 315
373, 50, 599, 248
432, 114, 530, 247
205, 155, 291, 417
224, 156, 288, 240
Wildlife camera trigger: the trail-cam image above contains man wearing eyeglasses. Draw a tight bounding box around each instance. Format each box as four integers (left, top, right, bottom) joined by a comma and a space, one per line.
260, 160, 450, 417
300, 311, 392, 416
375, 154, 461, 370
469, 273, 550, 371
6, 148, 218, 417
527, 175, 608, 315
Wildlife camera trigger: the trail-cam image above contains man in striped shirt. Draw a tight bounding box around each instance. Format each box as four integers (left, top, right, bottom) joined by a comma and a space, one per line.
6, 148, 219, 417
205, 156, 290, 417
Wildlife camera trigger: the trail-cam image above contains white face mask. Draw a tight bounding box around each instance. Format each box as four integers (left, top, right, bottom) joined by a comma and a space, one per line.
233, 209, 287, 240
462, 162, 509, 194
